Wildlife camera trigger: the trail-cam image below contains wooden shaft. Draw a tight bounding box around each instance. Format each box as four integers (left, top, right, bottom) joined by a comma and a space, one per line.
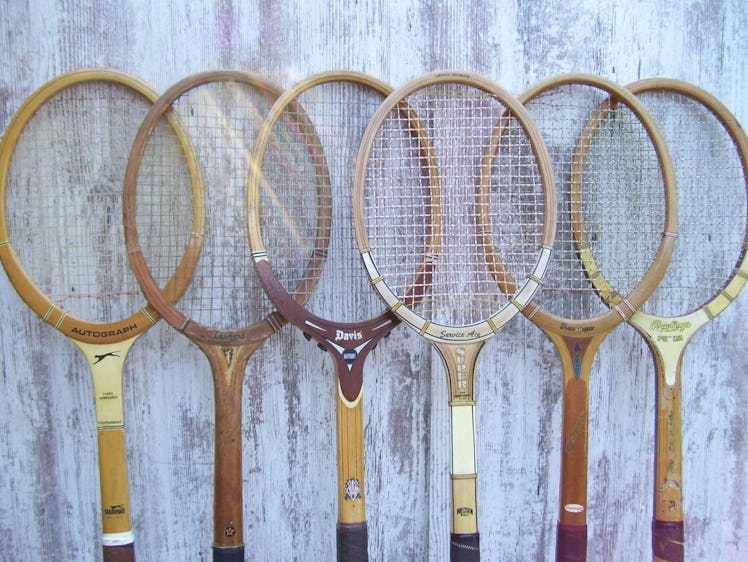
654, 359, 684, 525
336, 375, 368, 562
434, 340, 484, 557
544, 331, 609, 562
199, 342, 260, 553
97, 429, 134, 536
629, 309, 709, 562
74, 337, 139, 559
336, 391, 366, 525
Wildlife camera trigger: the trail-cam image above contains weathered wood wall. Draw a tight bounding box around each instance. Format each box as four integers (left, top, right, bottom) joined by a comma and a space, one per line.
0, 1, 745, 560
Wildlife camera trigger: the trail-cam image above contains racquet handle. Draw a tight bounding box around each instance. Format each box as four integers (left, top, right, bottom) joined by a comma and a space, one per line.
212, 545, 244, 562
337, 521, 369, 561
556, 523, 587, 561
450, 532, 480, 561
103, 543, 135, 562
652, 520, 684, 562
556, 523, 587, 562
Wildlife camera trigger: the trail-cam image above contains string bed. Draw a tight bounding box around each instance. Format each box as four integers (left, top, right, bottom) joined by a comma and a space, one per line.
362, 83, 547, 328
135, 81, 274, 331
633, 89, 747, 316
5, 82, 151, 323
257, 80, 386, 323
523, 83, 666, 320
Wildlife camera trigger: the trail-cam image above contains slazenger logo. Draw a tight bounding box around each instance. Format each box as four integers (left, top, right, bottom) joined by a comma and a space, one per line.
335, 329, 363, 342
71, 323, 138, 338
651, 320, 691, 333
104, 504, 126, 515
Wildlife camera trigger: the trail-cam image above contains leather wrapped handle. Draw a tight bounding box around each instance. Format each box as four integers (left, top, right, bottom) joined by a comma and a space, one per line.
556, 523, 587, 561
450, 532, 479, 561
337, 522, 368, 561
653, 520, 684, 561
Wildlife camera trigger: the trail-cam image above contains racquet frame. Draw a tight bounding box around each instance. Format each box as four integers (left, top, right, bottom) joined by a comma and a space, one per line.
0, 68, 189, 562
248, 70, 397, 561
354, 70, 557, 561
621, 78, 748, 562
518, 73, 678, 562
123, 70, 285, 562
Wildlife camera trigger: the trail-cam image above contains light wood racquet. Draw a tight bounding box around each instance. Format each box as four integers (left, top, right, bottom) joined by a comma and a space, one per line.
123, 70, 292, 562
354, 70, 556, 561
0, 69, 190, 562
248, 71, 395, 561
518, 73, 678, 561
620, 78, 748, 562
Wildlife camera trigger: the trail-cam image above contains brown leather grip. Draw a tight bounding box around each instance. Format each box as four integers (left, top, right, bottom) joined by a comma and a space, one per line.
102, 543, 135, 562
556, 523, 587, 561
337, 521, 368, 561
450, 532, 479, 561
653, 520, 684, 561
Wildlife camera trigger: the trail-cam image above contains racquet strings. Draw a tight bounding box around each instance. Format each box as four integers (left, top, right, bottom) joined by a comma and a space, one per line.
135, 80, 276, 329
362, 82, 547, 327
257, 79, 386, 322
523, 84, 667, 319
5, 81, 153, 323
632, 89, 747, 315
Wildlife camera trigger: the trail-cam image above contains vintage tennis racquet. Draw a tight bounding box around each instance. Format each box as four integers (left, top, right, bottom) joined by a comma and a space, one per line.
123, 70, 295, 562
0, 69, 185, 562
353, 70, 557, 561
518, 74, 678, 561
620, 78, 748, 562
247, 71, 396, 561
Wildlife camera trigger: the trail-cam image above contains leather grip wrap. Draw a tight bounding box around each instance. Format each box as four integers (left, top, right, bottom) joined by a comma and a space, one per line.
556, 523, 587, 561
102, 543, 135, 562
212, 545, 244, 562
652, 520, 684, 561
337, 521, 368, 562
450, 532, 479, 561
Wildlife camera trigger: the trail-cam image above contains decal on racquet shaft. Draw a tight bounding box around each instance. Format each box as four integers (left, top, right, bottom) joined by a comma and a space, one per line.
353, 70, 557, 562
0, 69, 177, 562
622, 78, 748, 562
518, 73, 677, 562
248, 71, 395, 562
124, 70, 291, 562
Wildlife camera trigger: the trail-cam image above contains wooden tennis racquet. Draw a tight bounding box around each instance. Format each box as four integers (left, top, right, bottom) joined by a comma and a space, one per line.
353, 70, 557, 561
247, 71, 396, 561
620, 78, 748, 562
0, 69, 185, 562
518, 73, 678, 561
123, 70, 293, 562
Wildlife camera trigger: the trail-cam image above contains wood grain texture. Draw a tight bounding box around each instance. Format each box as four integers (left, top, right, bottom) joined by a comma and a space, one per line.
0, 1, 746, 560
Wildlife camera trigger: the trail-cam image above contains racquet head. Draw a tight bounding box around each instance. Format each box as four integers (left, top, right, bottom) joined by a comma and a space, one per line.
519, 73, 678, 335
354, 70, 556, 351
125, 70, 285, 346
248, 70, 396, 403
625, 78, 748, 321
0, 69, 171, 342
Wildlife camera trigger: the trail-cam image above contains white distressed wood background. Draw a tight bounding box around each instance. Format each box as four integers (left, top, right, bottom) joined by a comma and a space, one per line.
0, 1, 746, 560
